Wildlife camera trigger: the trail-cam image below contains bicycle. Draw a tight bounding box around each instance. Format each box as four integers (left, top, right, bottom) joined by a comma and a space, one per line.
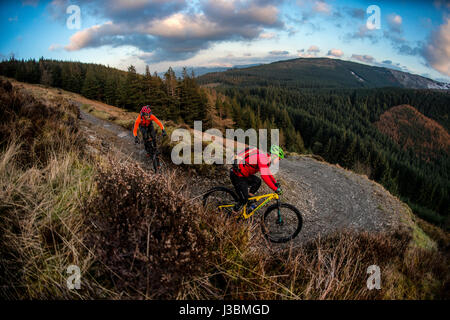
139, 134, 165, 173
202, 186, 303, 243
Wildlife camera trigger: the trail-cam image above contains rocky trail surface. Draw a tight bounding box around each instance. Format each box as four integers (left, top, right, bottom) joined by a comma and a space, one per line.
278, 155, 410, 242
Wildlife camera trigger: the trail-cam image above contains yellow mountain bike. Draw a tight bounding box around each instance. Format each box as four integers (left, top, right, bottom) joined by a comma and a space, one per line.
203, 186, 303, 243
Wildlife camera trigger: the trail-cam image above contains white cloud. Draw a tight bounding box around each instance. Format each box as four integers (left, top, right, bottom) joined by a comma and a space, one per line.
109, 0, 163, 10
351, 54, 374, 63
259, 32, 277, 40
49, 44, 63, 51
64, 21, 123, 51
422, 17, 450, 76
328, 48, 344, 57
307, 45, 320, 53
345, 24, 379, 43
269, 50, 289, 55
296, 45, 320, 57
142, 13, 219, 39
313, 1, 331, 14
59, 0, 285, 62
298, 51, 315, 58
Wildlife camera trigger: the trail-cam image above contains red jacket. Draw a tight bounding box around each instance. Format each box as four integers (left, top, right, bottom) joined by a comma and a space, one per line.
233, 148, 278, 191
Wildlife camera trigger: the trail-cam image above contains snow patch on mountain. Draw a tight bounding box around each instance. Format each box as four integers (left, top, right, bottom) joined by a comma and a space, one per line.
350, 70, 365, 82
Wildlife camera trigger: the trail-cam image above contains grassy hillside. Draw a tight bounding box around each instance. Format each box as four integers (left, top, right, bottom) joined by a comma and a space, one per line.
1, 78, 449, 299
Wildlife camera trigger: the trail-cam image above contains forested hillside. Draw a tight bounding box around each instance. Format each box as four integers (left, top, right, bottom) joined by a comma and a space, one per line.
0, 58, 304, 152
0, 57, 206, 124
374, 105, 450, 162
217, 85, 449, 228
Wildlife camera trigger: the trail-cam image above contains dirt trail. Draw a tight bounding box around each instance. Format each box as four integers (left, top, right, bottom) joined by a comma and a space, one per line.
278, 155, 411, 242
77, 102, 413, 245
75, 102, 151, 165
12, 80, 414, 245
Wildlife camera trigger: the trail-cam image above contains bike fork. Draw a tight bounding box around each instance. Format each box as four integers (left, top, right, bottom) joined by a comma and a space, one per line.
276, 199, 282, 225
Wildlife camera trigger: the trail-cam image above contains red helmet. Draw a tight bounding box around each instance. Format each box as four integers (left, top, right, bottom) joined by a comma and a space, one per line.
140, 105, 151, 116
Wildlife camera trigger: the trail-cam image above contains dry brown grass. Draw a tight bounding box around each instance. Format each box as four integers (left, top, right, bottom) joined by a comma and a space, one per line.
191, 230, 447, 299
0, 79, 82, 167
0, 142, 108, 299
0, 79, 113, 299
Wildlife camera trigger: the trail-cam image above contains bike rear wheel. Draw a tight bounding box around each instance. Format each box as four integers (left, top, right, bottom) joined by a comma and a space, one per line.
157, 156, 166, 173
152, 152, 164, 173
202, 186, 239, 217
144, 139, 164, 173
262, 203, 302, 243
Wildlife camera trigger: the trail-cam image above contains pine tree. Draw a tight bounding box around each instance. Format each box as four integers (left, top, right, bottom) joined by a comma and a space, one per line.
105, 74, 118, 106
81, 67, 100, 100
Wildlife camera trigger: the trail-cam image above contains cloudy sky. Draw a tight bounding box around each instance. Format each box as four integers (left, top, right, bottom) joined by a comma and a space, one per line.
1, 0, 449, 81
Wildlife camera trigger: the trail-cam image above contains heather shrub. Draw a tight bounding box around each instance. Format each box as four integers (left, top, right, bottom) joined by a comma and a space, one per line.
84, 160, 215, 298
0, 79, 99, 299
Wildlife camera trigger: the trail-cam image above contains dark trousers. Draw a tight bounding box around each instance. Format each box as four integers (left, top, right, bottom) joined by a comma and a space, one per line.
230, 169, 261, 205
140, 124, 156, 154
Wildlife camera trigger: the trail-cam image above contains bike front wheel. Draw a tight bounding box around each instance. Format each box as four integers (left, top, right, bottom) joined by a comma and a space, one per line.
262, 203, 302, 243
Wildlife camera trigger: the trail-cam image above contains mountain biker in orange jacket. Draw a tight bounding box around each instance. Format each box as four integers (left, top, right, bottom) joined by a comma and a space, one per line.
133, 105, 167, 150
230, 145, 284, 210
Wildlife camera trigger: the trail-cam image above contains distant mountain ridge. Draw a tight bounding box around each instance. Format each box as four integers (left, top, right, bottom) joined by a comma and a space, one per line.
173, 63, 261, 77
197, 58, 450, 89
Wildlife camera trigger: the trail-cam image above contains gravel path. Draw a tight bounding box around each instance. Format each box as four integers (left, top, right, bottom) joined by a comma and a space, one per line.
278, 155, 411, 243
76, 102, 149, 164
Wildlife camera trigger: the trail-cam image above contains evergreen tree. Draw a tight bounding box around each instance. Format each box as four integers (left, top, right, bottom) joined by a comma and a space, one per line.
81, 67, 101, 100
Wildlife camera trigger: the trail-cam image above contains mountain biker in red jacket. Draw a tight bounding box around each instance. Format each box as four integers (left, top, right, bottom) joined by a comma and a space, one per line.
230, 145, 284, 211
133, 105, 167, 152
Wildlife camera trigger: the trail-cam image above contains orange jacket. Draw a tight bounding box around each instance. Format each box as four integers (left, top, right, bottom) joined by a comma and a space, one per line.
133, 114, 164, 137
